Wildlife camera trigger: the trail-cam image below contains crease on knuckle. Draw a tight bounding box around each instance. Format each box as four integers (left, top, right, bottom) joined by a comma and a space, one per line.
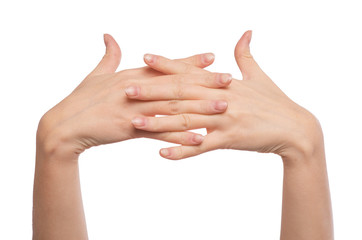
149, 117, 159, 131
192, 55, 201, 66
183, 55, 198, 66
119, 69, 131, 76
180, 114, 191, 130
182, 63, 194, 74
181, 133, 190, 144
171, 74, 182, 85
218, 93, 231, 102
175, 147, 184, 159
168, 100, 180, 114
209, 72, 219, 86
173, 83, 184, 99
238, 52, 254, 61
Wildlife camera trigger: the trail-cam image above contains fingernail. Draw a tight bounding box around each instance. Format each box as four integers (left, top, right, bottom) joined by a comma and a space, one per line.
193, 134, 204, 143
219, 73, 232, 84
203, 53, 215, 63
132, 117, 146, 127
248, 30, 252, 44
160, 148, 171, 157
214, 100, 228, 111
103, 34, 107, 46
144, 54, 154, 63
125, 86, 138, 97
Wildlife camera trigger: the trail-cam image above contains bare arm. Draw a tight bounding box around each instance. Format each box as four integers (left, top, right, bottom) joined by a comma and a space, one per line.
280, 130, 333, 239
33, 138, 87, 239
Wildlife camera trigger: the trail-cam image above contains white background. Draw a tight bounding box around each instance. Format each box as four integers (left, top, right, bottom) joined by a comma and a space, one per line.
0, 0, 361, 239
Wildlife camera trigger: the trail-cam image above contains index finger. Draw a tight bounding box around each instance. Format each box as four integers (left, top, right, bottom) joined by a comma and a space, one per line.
144, 53, 209, 75
178, 52, 215, 68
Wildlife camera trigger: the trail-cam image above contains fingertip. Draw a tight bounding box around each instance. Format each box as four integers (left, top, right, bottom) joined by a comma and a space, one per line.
103, 33, 115, 48
160, 148, 172, 158
192, 134, 204, 144
202, 53, 215, 65
103, 33, 109, 46
213, 100, 228, 112
218, 73, 233, 86
235, 30, 252, 57
124, 86, 139, 98
131, 117, 146, 128
247, 30, 252, 44
144, 53, 155, 64
103, 33, 121, 59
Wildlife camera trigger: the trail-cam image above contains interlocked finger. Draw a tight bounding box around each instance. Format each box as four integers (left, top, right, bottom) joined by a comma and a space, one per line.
131, 114, 218, 132
144, 53, 209, 75
139, 131, 205, 146
139, 99, 228, 116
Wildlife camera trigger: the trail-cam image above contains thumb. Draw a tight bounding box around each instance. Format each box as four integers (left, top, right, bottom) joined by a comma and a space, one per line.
234, 30, 261, 80
89, 34, 121, 76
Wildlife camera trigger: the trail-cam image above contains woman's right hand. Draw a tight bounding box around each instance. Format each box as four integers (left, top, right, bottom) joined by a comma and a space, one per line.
129, 31, 324, 164
37, 34, 232, 161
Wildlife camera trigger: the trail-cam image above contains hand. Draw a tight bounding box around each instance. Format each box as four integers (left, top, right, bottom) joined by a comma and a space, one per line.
37, 34, 232, 160
128, 31, 324, 161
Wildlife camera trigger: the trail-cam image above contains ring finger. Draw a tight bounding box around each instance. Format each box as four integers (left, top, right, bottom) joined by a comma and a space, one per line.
139, 99, 228, 116
131, 114, 219, 132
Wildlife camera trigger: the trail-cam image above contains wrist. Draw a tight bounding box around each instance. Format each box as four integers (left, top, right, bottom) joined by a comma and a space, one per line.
36, 115, 80, 163
280, 112, 325, 167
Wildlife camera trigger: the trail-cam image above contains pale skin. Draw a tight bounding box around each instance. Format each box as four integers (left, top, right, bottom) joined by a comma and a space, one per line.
33, 31, 334, 239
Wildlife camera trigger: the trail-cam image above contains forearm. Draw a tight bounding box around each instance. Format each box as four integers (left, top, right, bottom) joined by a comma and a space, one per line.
33, 131, 87, 239
280, 143, 334, 239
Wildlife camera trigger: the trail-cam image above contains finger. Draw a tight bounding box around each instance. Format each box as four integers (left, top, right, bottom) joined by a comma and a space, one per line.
143, 53, 208, 74
140, 131, 205, 146
127, 72, 232, 93
124, 83, 213, 101
124, 53, 216, 79
159, 132, 219, 160
178, 53, 215, 68
89, 34, 121, 76
234, 30, 263, 80
139, 99, 228, 116
131, 114, 218, 132
160, 146, 204, 160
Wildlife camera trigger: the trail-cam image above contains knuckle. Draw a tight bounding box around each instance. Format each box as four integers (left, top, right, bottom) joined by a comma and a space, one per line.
183, 55, 198, 66
149, 118, 158, 131
119, 77, 135, 87
209, 72, 218, 85
192, 54, 201, 66
161, 131, 172, 140
113, 79, 125, 91
180, 114, 191, 130
204, 101, 213, 113
182, 63, 194, 73
171, 74, 183, 85
238, 52, 254, 61
175, 147, 184, 160
168, 100, 180, 114
218, 93, 229, 102
181, 133, 191, 144
173, 83, 184, 99
117, 69, 131, 77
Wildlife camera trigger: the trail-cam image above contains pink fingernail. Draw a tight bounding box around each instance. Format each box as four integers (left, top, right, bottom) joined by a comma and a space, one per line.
144, 54, 154, 63
125, 86, 138, 97
160, 148, 170, 157
219, 73, 232, 84
132, 117, 146, 127
214, 100, 228, 111
193, 134, 204, 143
203, 53, 215, 63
